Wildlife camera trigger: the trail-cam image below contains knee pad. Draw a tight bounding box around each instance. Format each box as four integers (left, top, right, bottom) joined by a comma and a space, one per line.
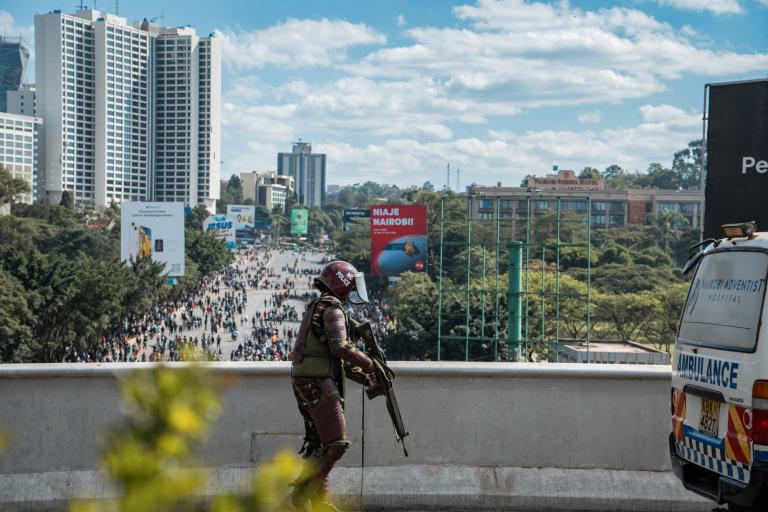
325, 439, 350, 463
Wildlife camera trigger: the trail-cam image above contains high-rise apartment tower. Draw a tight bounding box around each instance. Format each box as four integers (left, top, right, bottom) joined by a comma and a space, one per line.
34, 9, 220, 208
277, 141, 325, 207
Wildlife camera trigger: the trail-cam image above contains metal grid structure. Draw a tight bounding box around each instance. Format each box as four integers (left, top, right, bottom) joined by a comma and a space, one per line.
436, 194, 593, 362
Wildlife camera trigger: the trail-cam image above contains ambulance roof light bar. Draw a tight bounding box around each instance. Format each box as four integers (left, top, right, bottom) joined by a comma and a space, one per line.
722, 221, 757, 239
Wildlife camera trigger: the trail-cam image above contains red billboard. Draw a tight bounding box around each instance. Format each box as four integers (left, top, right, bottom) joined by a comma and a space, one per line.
370, 205, 428, 277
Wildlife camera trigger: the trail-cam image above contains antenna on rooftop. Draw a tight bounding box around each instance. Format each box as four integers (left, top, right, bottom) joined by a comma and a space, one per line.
77, 0, 87, 10
115, 0, 119, 15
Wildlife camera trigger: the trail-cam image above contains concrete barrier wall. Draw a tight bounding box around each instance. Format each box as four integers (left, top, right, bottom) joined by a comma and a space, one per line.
0, 362, 673, 474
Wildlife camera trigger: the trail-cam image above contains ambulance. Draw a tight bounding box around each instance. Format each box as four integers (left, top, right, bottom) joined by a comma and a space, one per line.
671, 221, 768, 511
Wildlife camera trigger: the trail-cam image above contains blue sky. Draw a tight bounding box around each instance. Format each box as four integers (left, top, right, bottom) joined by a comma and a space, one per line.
2, 0, 767, 189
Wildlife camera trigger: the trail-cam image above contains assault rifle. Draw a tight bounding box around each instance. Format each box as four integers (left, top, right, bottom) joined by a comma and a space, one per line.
356, 320, 409, 457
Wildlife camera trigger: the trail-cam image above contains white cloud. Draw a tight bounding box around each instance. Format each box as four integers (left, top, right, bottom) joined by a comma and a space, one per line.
0, 12, 34, 43
220, 1, 765, 185
347, 0, 768, 109
227, 104, 700, 186
397, 14, 406, 27
650, 0, 743, 14
578, 110, 602, 124
216, 18, 386, 70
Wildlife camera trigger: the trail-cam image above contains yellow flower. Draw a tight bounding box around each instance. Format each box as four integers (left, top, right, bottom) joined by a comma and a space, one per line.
167, 403, 203, 436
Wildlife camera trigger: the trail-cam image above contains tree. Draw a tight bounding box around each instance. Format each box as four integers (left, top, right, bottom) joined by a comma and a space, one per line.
0, 269, 33, 362
227, 175, 243, 203
185, 229, 232, 276
648, 210, 690, 252
597, 242, 631, 266
0, 165, 30, 204
421, 181, 435, 191
578, 167, 602, 180
633, 246, 673, 267
185, 204, 209, 231
584, 263, 682, 294
382, 272, 439, 360
672, 139, 702, 190
650, 283, 689, 353
595, 291, 661, 341
640, 163, 678, 189
60, 190, 75, 209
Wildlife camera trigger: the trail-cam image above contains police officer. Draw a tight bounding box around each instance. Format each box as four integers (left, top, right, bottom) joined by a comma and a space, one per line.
290, 260, 376, 509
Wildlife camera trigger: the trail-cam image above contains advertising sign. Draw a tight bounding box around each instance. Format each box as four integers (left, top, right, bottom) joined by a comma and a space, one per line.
705, 79, 768, 239
121, 202, 185, 276
227, 204, 256, 241
291, 208, 309, 235
227, 205, 255, 231
343, 208, 371, 233
203, 214, 236, 250
370, 205, 428, 277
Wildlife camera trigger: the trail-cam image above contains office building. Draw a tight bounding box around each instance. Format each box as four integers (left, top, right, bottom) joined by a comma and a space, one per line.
0, 112, 41, 204
470, 169, 703, 230
0, 36, 30, 112
277, 141, 325, 207
6, 84, 36, 116
241, 170, 294, 211
151, 25, 221, 208
34, 9, 220, 208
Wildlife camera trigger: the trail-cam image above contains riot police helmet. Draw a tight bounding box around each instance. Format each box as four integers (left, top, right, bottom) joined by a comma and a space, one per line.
314, 260, 369, 304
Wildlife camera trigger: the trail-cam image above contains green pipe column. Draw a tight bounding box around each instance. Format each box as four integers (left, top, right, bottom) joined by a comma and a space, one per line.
507, 241, 523, 361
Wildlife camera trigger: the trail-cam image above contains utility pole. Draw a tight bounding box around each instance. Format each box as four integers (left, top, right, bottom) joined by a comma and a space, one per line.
457, 168, 460, 191
446, 163, 451, 191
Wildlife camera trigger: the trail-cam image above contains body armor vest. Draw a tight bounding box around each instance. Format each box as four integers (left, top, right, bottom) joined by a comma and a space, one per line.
291, 295, 348, 378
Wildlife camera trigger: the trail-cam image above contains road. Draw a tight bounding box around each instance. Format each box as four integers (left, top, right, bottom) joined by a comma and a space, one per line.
161, 247, 328, 360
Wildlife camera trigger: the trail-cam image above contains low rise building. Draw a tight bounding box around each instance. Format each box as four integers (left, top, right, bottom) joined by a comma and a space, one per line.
470, 169, 703, 230
6, 84, 36, 116
240, 170, 294, 212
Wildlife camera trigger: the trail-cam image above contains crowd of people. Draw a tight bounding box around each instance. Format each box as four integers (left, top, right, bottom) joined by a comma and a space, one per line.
61, 239, 403, 365
64, 245, 335, 364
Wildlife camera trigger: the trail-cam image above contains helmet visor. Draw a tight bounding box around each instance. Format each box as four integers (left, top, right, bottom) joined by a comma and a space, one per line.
348, 272, 369, 304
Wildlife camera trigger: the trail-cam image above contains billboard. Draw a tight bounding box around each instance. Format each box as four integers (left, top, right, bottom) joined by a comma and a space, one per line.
227, 204, 255, 231
343, 208, 371, 233
370, 205, 428, 277
121, 202, 185, 276
291, 208, 308, 235
705, 80, 768, 239
203, 214, 236, 250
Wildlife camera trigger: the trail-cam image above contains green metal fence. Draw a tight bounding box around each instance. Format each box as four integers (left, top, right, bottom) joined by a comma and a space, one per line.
436, 194, 593, 362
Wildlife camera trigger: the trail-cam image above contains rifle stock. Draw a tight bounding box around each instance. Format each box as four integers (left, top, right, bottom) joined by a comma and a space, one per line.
356, 321, 409, 457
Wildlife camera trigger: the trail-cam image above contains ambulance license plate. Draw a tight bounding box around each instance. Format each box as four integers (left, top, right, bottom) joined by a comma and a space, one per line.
699, 398, 721, 437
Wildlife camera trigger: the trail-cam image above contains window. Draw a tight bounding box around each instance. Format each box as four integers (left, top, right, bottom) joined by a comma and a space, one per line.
679, 250, 768, 352
609, 202, 625, 212
680, 203, 696, 214
592, 201, 606, 211
590, 214, 605, 226
658, 202, 675, 212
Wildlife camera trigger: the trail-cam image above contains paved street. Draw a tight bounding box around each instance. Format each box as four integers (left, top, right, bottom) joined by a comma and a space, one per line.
135, 247, 330, 361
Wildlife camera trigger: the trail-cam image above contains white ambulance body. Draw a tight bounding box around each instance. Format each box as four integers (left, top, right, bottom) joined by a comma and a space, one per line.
671, 224, 768, 511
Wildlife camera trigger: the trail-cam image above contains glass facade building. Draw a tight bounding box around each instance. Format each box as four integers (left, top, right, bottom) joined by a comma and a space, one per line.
0, 36, 30, 112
